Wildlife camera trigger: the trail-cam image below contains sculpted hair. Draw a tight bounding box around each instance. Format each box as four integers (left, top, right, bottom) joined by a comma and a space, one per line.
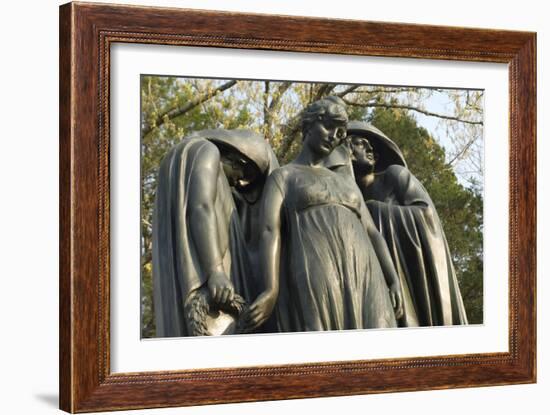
301, 95, 348, 140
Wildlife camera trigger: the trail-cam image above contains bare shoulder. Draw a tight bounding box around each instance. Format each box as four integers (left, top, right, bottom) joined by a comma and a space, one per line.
264, 165, 294, 195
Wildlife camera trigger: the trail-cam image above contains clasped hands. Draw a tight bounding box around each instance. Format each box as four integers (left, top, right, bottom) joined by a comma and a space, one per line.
207, 269, 235, 306
207, 270, 276, 333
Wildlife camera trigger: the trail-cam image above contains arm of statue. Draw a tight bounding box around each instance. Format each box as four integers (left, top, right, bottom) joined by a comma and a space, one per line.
241, 174, 283, 332
362, 204, 404, 319
187, 144, 234, 307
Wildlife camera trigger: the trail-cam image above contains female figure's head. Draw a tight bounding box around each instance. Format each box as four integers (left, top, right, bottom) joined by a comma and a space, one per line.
301, 96, 348, 157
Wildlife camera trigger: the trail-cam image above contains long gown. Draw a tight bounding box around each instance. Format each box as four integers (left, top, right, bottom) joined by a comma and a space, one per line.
268, 164, 397, 332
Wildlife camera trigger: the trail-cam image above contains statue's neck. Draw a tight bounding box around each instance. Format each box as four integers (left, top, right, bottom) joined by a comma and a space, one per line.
294, 147, 324, 167
358, 173, 375, 196
353, 166, 376, 200
237, 182, 261, 204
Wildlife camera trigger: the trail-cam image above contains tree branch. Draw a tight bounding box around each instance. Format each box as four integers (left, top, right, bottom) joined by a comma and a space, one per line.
313, 84, 336, 101
348, 87, 424, 95
142, 80, 238, 137
263, 81, 270, 129
264, 82, 293, 141
445, 135, 479, 167
344, 100, 483, 126
336, 85, 361, 97
269, 82, 293, 112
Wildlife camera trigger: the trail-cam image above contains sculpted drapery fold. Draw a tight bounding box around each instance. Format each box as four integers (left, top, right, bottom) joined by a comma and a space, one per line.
348, 121, 468, 326
152, 130, 278, 337
152, 110, 469, 337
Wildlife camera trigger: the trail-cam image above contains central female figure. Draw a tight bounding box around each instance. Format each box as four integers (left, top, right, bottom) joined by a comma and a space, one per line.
243, 97, 403, 332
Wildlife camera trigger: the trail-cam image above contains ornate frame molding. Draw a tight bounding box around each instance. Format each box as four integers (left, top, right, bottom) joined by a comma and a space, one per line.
60, 2, 536, 412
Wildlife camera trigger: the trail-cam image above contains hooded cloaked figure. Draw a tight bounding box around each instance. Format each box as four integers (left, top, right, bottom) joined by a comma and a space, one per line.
348, 121, 468, 327
152, 129, 278, 337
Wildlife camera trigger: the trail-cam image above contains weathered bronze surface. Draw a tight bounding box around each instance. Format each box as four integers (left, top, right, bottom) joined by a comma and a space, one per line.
348, 121, 468, 326
152, 129, 278, 336
152, 100, 470, 336
242, 97, 403, 333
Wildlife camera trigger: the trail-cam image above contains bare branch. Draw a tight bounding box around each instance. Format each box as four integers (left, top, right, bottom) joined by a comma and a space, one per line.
348, 87, 424, 95
336, 85, 361, 97
343, 100, 484, 126
263, 81, 270, 127
445, 135, 479, 167
269, 82, 293, 111
313, 84, 336, 102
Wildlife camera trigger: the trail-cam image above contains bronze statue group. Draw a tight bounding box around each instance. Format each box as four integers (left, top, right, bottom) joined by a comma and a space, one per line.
152, 96, 468, 337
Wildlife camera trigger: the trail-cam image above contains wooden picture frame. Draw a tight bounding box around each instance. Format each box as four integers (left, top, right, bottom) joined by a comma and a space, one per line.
59, 2, 536, 412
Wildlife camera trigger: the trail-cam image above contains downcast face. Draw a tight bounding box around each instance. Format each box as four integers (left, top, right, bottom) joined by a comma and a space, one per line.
305, 115, 347, 157
219, 148, 261, 189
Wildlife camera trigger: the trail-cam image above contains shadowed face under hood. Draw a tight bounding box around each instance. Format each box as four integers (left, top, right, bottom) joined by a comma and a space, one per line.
188, 129, 277, 176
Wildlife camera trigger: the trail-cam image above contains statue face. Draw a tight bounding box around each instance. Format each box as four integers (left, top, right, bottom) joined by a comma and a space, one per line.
305, 115, 347, 156
350, 136, 376, 169
220, 150, 260, 189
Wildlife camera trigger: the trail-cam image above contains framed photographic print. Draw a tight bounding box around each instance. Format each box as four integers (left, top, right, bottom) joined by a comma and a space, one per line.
59, 2, 536, 412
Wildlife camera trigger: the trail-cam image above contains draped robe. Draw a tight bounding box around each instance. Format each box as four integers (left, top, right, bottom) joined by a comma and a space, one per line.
366, 165, 468, 326
152, 130, 277, 337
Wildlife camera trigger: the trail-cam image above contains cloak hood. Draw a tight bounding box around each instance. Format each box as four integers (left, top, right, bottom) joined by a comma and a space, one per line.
347, 121, 408, 171
189, 129, 276, 176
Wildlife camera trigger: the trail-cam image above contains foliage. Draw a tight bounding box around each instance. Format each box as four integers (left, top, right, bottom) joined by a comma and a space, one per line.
140, 77, 484, 337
